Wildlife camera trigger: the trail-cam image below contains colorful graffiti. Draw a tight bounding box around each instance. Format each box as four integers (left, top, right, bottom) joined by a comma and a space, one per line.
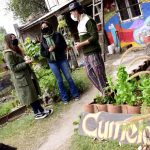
104, 2, 150, 47
133, 16, 150, 44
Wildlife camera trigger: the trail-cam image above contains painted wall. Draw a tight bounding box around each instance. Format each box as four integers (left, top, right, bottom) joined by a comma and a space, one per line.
104, 2, 150, 47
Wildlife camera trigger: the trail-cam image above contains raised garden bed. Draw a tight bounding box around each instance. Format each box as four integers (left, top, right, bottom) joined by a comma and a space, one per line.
0, 106, 26, 125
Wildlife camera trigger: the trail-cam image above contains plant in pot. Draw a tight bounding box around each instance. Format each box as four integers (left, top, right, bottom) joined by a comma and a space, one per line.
138, 74, 150, 114
107, 66, 130, 113
124, 79, 142, 114
105, 76, 122, 113
83, 103, 95, 113
114, 65, 141, 114
93, 94, 108, 112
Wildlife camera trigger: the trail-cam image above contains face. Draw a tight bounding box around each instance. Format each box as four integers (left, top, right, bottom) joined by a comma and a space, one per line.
70, 10, 80, 20
11, 34, 16, 40
41, 23, 48, 30
10, 34, 18, 46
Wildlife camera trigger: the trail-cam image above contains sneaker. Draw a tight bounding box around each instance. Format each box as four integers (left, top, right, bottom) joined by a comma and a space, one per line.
44, 109, 53, 115
34, 113, 48, 120
64, 101, 69, 105
74, 97, 80, 101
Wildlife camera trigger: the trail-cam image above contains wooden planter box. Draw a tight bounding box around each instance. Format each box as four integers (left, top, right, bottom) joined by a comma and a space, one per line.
0, 106, 27, 125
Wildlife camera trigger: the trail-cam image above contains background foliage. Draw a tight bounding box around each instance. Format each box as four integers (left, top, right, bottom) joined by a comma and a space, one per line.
8, 0, 48, 21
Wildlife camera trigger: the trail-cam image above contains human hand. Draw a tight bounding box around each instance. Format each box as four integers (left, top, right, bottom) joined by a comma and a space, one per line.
25, 60, 32, 64
75, 42, 82, 51
49, 46, 55, 52
24, 56, 30, 61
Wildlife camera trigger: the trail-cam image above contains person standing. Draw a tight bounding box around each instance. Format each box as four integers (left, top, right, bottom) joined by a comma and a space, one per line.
69, 2, 107, 95
40, 21, 79, 104
3, 34, 53, 120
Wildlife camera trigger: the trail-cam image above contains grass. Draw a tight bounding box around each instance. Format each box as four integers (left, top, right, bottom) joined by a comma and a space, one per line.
0, 102, 70, 150
69, 133, 138, 150
0, 100, 14, 117
0, 68, 91, 150
72, 68, 91, 93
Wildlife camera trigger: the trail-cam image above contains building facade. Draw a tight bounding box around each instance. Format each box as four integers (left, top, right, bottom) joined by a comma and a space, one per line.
104, 0, 150, 48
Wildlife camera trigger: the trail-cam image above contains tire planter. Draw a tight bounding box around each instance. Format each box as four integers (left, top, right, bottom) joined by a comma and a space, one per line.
107, 104, 122, 113
94, 104, 107, 112
84, 104, 94, 113
127, 105, 141, 114
0, 106, 26, 125
121, 105, 128, 114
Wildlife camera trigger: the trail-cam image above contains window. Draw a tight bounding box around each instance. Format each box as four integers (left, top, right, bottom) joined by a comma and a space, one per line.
45, 0, 68, 11
116, 0, 142, 21
45, 0, 59, 10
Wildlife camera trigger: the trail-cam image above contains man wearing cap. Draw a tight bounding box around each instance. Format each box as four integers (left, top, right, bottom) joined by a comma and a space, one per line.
69, 2, 107, 95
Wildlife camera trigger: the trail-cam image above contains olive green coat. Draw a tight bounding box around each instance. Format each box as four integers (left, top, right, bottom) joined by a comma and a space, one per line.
3, 49, 41, 106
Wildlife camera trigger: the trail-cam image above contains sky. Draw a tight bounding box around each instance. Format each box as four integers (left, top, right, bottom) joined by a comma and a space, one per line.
0, 0, 20, 34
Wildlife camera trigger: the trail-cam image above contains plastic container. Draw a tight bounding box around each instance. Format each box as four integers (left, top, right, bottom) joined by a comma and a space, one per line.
108, 44, 115, 54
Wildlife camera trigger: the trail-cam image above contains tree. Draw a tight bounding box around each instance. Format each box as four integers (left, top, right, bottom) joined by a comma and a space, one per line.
0, 27, 6, 51
8, 0, 48, 21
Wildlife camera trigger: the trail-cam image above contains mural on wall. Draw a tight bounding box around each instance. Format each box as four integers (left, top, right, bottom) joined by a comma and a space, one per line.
133, 16, 150, 44
104, 1, 150, 47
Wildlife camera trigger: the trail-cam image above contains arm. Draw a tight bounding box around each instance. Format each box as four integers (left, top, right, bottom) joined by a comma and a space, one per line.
40, 42, 50, 58
4, 52, 27, 73
54, 33, 67, 50
86, 19, 99, 44
75, 19, 99, 50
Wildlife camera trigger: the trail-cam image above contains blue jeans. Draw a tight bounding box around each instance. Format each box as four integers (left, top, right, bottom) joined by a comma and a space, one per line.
48, 59, 79, 102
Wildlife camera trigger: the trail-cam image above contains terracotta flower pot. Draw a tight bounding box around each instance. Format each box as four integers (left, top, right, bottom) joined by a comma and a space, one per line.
94, 104, 107, 112
127, 105, 141, 114
84, 104, 94, 113
107, 104, 122, 113
121, 105, 127, 114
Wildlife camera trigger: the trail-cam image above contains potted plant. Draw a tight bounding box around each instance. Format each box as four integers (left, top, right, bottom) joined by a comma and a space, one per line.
93, 94, 107, 112
107, 66, 131, 113
83, 103, 95, 113
125, 78, 142, 114
138, 74, 150, 113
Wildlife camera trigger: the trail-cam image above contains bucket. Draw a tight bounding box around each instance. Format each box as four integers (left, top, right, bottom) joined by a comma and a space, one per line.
108, 44, 115, 54
114, 47, 121, 53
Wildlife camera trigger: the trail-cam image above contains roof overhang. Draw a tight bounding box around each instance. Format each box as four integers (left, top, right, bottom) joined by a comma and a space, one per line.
19, 0, 75, 31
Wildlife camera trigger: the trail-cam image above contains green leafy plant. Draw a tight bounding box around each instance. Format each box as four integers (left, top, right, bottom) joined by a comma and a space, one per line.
35, 67, 57, 94
138, 74, 150, 107
23, 37, 40, 58
106, 66, 138, 105
71, 69, 91, 93
114, 66, 137, 105
0, 101, 14, 117
94, 94, 107, 104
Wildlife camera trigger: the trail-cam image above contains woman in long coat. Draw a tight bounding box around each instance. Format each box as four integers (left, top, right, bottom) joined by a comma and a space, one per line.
3, 33, 53, 119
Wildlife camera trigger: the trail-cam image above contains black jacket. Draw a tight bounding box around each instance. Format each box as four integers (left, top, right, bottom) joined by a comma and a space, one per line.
40, 32, 67, 62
